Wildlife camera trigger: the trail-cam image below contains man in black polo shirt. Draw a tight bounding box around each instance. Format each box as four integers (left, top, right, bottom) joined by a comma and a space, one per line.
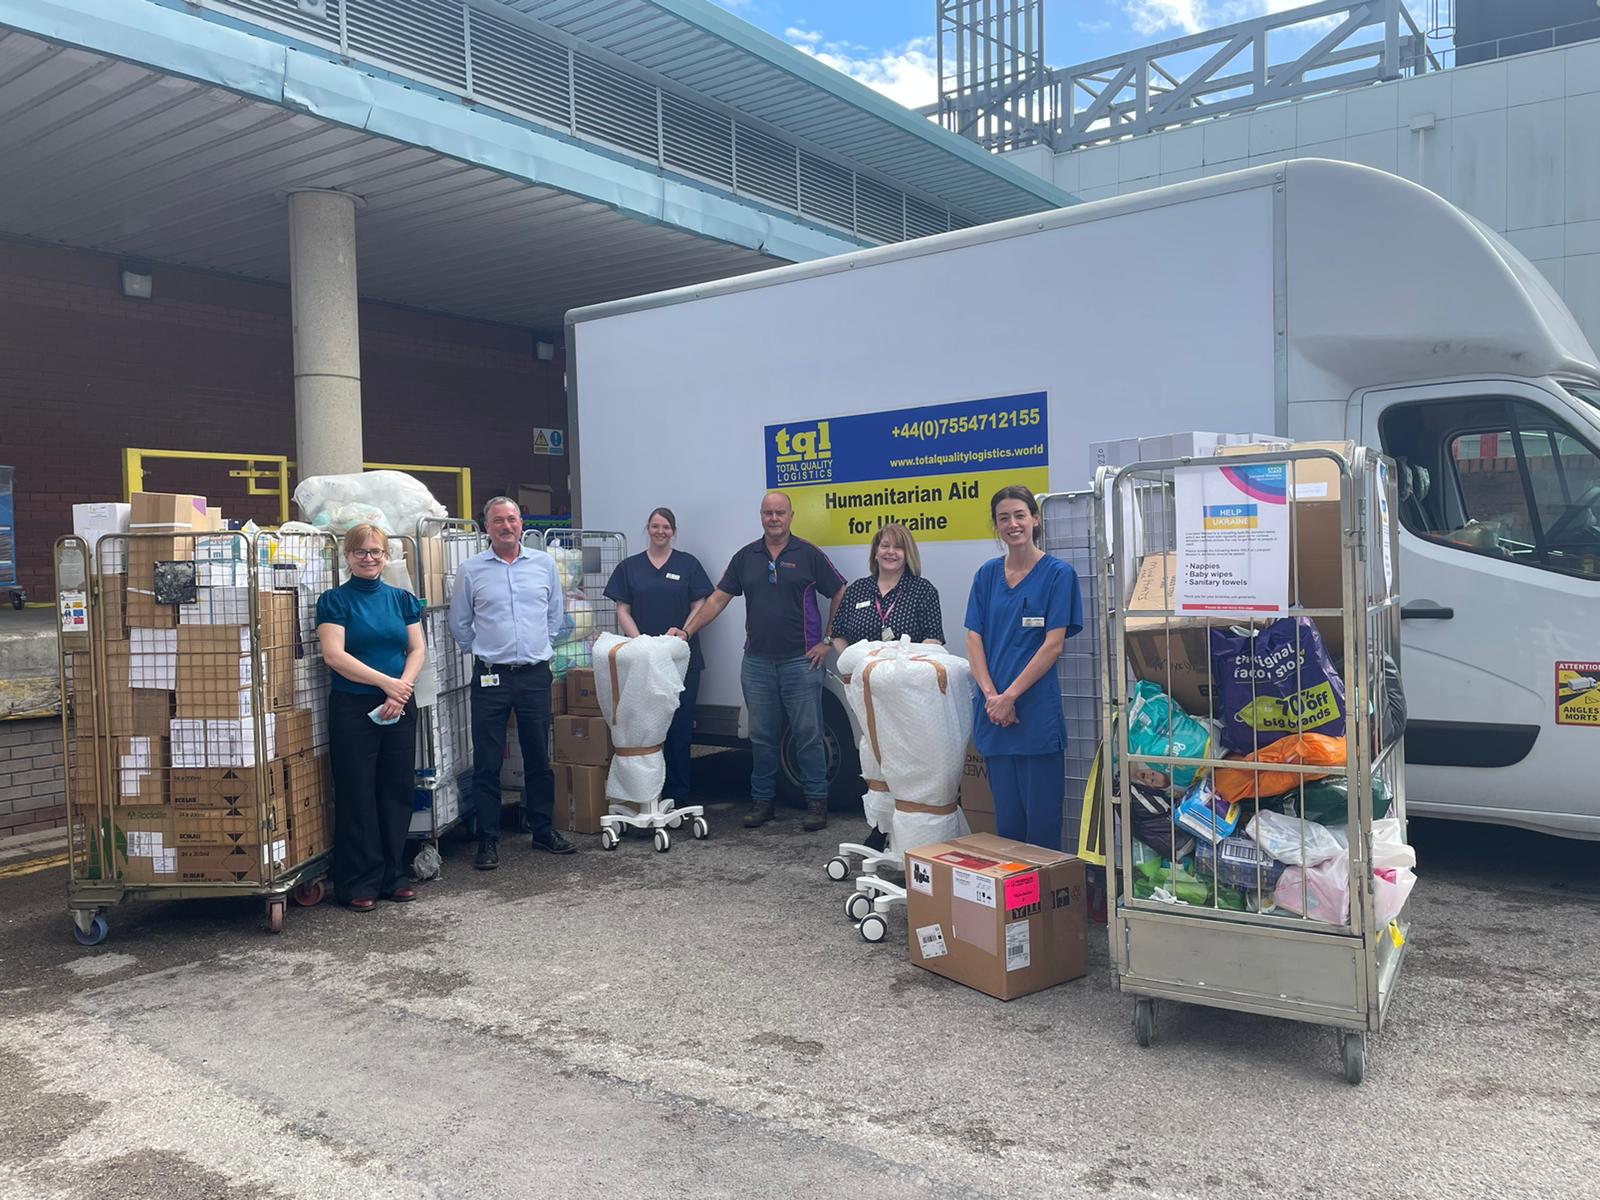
681, 491, 845, 830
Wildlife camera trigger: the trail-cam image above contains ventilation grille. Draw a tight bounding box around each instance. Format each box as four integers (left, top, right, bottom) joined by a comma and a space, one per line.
220, 0, 342, 42
663, 93, 733, 187
470, 7, 570, 127
574, 54, 658, 161
347, 0, 467, 90
855, 176, 905, 243
203, 0, 975, 243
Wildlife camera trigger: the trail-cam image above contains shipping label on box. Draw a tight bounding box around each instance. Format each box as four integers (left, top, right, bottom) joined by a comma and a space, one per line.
904, 833, 1087, 1001
553, 715, 612, 766
120, 805, 177, 883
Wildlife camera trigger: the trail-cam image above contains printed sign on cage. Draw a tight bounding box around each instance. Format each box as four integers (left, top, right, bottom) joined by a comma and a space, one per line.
1172, 461, 1290, 616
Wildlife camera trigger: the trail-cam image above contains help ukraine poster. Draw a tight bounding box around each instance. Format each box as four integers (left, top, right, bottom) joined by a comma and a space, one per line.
1173, 461, 1290, 614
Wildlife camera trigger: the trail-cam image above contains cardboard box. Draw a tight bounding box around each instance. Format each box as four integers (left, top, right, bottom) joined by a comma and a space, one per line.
1217, 441, 1348, 613
171, 794, 289, 844
959, 746, 998, 835
260, 591, 298, 710
566, 669, 602, 716
176, 625, 256, 719
127, 493, 208, 629
98, 574, 127, 634
904, 833, 1088, 1001
275, 709, 316, 758
518, 484, 554, 516
283, 751, 333, 864
170, 763, 277, 807
73, 502, 130, 572
173, 839, 288, 884
113, 736, 168, 804
551, 679, 567, 717
170, 715, 277, 768
554, 762, 609, 834
106, 688, 175, 740
131, 492, 209, 532
118, 805, 177, 884
553, 715, 612, 766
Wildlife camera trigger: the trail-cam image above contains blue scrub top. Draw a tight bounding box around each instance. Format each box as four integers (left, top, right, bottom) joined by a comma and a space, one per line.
964, 554, 1084, 758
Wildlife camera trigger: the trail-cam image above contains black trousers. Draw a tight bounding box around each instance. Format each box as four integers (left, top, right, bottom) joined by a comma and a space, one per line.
329, 690, 418, 903
469, 661, 554, 841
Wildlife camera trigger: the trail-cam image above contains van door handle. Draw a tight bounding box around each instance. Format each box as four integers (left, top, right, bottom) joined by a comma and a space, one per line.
1401, 602, 1454, 621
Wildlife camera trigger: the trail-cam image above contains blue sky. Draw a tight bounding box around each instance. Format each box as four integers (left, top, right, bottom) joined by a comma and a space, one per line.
710, 2, 1354, 109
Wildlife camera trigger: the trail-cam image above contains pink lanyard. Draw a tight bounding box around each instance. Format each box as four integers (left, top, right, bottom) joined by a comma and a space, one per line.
873, 582, 900, 628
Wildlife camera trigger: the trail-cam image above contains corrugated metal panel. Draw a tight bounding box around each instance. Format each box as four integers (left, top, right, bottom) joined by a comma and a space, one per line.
221, 0, 342, 42
733, 123, 796, 211
798, 151, 852, 231
854, 176, 903, 243
574, 53, 658, 160
663, 92, 732, 187
904, 195, 947, 240
0, 30, 779, 330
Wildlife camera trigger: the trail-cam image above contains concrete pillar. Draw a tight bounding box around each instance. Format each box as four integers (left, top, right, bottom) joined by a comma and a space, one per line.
288, 189, 364, 478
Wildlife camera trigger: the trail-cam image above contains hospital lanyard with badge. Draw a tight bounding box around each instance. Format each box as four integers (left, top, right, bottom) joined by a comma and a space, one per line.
873, 580, 902, 641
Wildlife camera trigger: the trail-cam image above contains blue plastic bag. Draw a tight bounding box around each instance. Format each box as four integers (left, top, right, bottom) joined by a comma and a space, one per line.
1125, 680, 1212, 789
1210, 618, 1346, 756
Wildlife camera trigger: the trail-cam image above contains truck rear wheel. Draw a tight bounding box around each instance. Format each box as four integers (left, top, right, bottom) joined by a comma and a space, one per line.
778, 691, 862, 811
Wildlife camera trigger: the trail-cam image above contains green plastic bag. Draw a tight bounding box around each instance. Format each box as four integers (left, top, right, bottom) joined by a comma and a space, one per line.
1132, 858, 1246, 910
1286, 775, 1393, 823
1125, 681, 1212, 789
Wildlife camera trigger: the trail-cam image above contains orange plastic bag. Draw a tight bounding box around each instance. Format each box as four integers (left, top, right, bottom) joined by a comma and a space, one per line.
1214, 734, 1347, 803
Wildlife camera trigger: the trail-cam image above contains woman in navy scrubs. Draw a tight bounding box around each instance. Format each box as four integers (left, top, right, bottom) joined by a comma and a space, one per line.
604, 508, 714, 805
964, 486, 1083, 849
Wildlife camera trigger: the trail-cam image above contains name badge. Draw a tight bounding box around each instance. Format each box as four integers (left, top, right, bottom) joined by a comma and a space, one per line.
479, 673, 501, 688
1021, 616, 1045, 628
855, 600, 872, 609
666, 572, 681, 581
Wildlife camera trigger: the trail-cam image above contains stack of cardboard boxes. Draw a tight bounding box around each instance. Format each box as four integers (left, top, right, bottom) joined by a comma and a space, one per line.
72, 492, 335, 885
551, 668, 611, 835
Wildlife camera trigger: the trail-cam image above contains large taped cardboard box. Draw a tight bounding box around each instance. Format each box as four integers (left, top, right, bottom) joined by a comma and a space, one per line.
170, 763, 278, 808
173, 839, 287, 884
127, 493, 208, 630
554, 762, 608, 834
171, 794, 289, 845
118, 805, 177, 884
904, 833, 1087, 1001
554, 715, 612, 766
283, 751, 333, 863
275, 709, 316, 758
565, 669, 602, 716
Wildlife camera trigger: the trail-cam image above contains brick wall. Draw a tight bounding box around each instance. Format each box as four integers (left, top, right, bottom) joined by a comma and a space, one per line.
0, 718, 64, 839
0, 236, 569, 599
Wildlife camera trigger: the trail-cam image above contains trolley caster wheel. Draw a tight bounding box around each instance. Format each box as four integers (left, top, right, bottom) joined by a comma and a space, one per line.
667, 814, 684, 830
1134, 999, 1155, 1048
72, 914, 109, 947
858, 913, 888, 943
824, 856, 850, 882
600, 827, 620, 851
1341, 1032, 1366, 1086
691, 816, 709, 840
653, 829, 671, 853
266, 900, 286, 934
845, 891, 873, 922
9, 593, 22, 611
291, 879, 326, 907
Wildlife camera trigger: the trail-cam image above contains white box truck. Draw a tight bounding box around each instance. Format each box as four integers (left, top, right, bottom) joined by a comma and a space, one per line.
567, 160, 1600, 841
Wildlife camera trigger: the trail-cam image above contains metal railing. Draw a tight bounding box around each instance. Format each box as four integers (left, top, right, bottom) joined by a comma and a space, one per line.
195, 0, 975, 243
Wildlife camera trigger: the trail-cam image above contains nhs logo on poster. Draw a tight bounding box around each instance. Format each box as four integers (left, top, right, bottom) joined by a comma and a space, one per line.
768, 420, 833, 485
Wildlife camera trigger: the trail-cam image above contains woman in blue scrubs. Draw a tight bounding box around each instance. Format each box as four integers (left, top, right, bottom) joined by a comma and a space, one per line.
604, 508, 714, 804
964, 486, 1083, 849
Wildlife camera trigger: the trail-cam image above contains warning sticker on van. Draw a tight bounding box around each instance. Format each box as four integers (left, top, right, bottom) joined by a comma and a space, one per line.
1555, 662, 1600, 726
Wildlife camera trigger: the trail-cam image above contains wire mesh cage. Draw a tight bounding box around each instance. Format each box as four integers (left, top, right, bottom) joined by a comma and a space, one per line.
538, 528, 627, 678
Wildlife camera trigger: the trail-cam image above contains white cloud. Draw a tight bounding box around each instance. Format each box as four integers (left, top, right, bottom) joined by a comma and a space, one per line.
785, 26, 823, 45
789, 33, 939, 110
1123, 0, 1340, 37
1079, 19, 1114, 34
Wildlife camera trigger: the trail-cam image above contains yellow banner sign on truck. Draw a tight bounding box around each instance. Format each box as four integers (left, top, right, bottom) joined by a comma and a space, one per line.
764, 393, 1050, 544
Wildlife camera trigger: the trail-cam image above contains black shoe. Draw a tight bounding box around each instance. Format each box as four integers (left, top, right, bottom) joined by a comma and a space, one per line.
532, 829, 577, 855
802, 798, 829, 832
474, 840, 500, 871
743, 799, 776, 828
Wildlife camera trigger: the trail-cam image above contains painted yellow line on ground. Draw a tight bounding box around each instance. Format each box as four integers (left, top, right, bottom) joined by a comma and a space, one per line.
0, 853, 69, 879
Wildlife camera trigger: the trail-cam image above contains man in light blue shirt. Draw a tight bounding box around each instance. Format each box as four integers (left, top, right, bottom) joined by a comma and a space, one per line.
450, 496, 574, 869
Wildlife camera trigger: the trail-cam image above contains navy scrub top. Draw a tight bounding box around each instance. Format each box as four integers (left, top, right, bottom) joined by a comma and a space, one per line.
603, 549, 715, 671
964, 554, 1083, 758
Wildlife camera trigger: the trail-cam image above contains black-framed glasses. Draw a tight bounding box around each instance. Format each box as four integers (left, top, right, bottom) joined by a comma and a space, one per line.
351, 548, 387, 560
767, 560, 778, 585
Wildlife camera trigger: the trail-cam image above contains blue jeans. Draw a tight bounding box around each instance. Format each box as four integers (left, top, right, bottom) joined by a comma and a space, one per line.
663, 667, 701, 801
742, 654, 826, 802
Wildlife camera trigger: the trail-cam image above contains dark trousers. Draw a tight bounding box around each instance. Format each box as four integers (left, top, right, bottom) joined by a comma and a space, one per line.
470, 661, 554, 842
987, 750, 1066, 851
329, 690, 418, 904
663, 667, 701, 801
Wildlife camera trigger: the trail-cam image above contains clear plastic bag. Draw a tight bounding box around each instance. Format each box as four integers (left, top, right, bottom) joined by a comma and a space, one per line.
292, 470, 447, 538
1373, 866, 1416, 924
1246, 808, 1345, 865
1274, 853, 1350, 922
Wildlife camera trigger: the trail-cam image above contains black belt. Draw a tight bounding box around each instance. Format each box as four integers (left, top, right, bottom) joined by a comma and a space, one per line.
478, 659, 549, 673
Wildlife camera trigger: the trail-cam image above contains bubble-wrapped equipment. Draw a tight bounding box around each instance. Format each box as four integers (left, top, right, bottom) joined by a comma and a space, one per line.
292, 470, 447, 538
837, 640, 895, 837
848, 638, 975, 859
592, 633, 690, 805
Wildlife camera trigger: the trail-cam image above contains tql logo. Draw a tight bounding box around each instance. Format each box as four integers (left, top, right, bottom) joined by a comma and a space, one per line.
771, 421, 833, 484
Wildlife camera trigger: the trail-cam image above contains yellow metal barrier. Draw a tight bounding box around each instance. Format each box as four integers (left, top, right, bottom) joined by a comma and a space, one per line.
123, 448, 291, 524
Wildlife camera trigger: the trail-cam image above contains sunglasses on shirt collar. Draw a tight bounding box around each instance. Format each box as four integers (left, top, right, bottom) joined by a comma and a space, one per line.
767, 560, 778, 585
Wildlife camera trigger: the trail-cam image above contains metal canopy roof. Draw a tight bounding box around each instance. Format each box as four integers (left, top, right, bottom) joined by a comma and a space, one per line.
0, 27, 775, 330
501, 0, 1069, 223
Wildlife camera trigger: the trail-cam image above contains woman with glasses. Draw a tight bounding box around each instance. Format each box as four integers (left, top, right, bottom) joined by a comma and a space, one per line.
316, 524, 427, 911
603, 507, 715, 806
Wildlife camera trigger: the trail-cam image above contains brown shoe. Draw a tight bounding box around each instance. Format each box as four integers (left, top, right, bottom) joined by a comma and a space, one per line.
743, 799, 776, 828
385, 886, 417, 903
802, 798, 829, 831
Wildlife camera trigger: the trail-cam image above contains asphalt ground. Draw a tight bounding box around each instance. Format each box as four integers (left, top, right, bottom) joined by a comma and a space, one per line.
0, 749, 1595, 1200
